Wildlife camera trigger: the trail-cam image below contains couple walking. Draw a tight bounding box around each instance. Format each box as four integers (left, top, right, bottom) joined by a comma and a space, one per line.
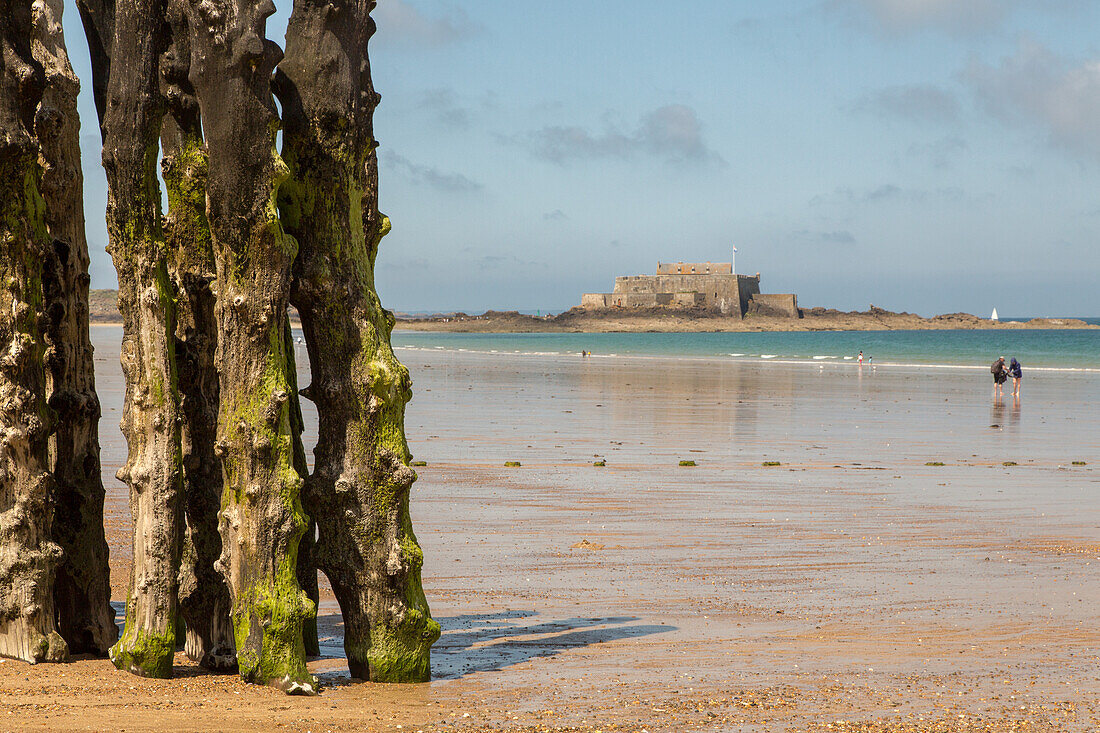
991, 356, 1022, 398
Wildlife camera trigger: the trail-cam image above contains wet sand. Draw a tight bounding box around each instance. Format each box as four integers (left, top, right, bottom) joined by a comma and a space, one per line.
3, 326, 1098, 732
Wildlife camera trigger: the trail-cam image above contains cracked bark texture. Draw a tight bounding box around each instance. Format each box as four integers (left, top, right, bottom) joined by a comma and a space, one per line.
160, 0, 235, 672
97, 0, 184, 679
0, 0, 69, 665
31, 0, 116, 656
183, 0, 314, 693
276, 0, 440, 682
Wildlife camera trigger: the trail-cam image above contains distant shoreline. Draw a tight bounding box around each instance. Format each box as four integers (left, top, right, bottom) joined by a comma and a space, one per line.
391, 307, 1097, 333
87, 290, 1096, 333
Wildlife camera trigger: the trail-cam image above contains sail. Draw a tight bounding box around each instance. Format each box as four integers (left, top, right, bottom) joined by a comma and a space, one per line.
991, 308, 999, 321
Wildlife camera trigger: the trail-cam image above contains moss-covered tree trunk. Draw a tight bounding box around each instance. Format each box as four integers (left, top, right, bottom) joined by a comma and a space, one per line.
160, 0, 235, 672
98, 0, 185, 679
32, 0, 117, 656
276, 0, 440, 682
184, 0, 314, 693
0, 0, 69, 665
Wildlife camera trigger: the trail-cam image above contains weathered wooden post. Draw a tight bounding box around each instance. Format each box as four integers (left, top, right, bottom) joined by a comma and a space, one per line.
183, 0, 315, 692
99, 0, 186, 679
277, 0, 440, 682
0, 0, 69, 665
34, 0, 117, 656
161, 0, 235, 671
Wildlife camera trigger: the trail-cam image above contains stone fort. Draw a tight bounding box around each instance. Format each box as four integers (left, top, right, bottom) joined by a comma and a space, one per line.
581, 261, 799, 318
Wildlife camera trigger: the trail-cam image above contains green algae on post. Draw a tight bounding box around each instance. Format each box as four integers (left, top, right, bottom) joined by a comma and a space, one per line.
763, 461, 781, 467
679, 460, 697, 467
275, 0, 440, 684
181, 0, 316, 691
1003, 461, 1017, 466
162, 68, 237, 669
110, 625, 176, 679
925, 462, 945, 466
1072, 461, 1087, 466
505, 461, 523, 467
593, 460, 607, 467
410, 461, 428, 467
97, 0, 185, 678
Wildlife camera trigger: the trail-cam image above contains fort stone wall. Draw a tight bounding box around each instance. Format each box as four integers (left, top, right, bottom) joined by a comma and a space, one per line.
613, 274, 742, 296
581, 293, 609, 309
580, 262, 797, 319
737, 275, 761, 317
611, 274, 758, 316
748, 293, 799, 318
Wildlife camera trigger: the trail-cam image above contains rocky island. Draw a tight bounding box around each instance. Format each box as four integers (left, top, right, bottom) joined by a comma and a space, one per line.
88, 289, 1093, 333
392, 261, 1095, 332
391, 306, 1094, 333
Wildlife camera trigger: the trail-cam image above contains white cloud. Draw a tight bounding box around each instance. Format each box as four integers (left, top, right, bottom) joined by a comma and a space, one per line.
827, 0, 1087, 35
381, 150, 482, 192
845, 0, 1005, 33
810, 184, 968, 206
417, 88, 472, 128
908, 136, 968, 169
850, 84, 960, 122
517, 105, 725, 167
794, 229, 857, 245
521, 126, 635, 163
636, 105, 722, 163
373, 0, 479, 47
964, 40, 1100, 156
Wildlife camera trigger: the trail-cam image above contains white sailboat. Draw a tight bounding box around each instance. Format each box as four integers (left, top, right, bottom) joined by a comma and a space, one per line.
991, 307, 999, 321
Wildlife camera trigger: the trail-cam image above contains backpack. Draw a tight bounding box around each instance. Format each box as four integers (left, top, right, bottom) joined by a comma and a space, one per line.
990, 361, 999, 374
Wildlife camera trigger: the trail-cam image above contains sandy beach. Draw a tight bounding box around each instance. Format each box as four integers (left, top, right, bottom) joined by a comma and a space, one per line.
2, 326, 1098, 732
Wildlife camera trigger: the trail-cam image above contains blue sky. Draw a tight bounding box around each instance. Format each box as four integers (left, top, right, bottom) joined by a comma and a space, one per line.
64, 0, 1100, 315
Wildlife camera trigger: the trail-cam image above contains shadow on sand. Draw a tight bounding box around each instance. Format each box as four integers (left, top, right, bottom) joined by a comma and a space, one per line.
110, 604, 672, 682
313, 609, 673, 680
429, 611, 674, 679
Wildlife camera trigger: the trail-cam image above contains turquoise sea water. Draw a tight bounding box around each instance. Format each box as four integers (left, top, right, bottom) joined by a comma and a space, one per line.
391, 325, 1100, 371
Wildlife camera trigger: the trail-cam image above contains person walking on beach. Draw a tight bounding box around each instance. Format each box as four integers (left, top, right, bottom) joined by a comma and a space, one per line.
858, 350, 863, 366
991, 356, 1007, 399
1008, 357, 1022, 397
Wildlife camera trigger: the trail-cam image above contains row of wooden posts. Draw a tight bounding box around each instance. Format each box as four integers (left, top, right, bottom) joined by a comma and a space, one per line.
0, 0, 438, 693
